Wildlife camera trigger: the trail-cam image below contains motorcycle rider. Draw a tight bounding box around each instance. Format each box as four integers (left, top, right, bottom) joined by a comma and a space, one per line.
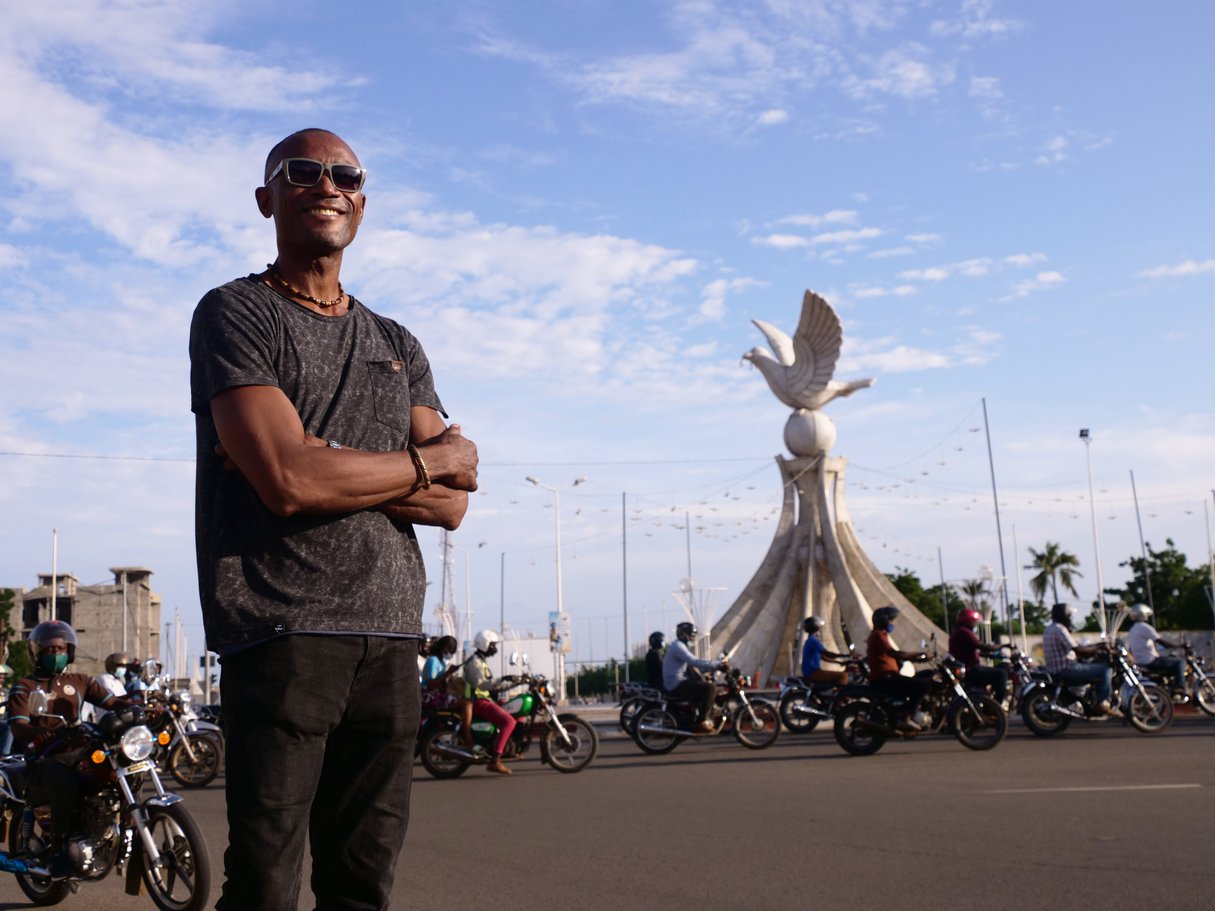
866, 606, 930, 734
645, 631, 666, 690
662, 622, 726, 733
464, 630, 517, 775
1125, 603, 1186, 696
948, 609, 1010, 703
6, 620, 135, 872
1042, 603, 1117, 715
99, 651, 134, 698
800, 616, 851, 687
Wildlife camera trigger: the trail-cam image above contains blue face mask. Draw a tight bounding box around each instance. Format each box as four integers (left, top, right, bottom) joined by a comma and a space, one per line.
115, 667, 128, 679
885, 624, 895, 634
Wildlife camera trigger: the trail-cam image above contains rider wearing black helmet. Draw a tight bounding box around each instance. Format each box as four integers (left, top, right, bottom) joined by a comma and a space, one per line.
662, 622, 726, 732
800, 617, 851, 687
1042, 603, 1116, 715
645, 632, 666, 691
7, 621, 134, 872
866, 606, 930, 734
99, 651, 135, 700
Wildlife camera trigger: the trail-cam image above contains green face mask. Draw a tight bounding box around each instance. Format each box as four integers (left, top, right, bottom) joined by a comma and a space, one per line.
37, 653, 69, 675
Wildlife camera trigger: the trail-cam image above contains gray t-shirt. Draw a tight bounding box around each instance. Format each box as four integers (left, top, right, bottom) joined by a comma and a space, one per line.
189, 276, 445, 655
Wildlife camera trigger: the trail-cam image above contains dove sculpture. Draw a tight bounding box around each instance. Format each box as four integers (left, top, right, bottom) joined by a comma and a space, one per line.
743, 290, 875, 411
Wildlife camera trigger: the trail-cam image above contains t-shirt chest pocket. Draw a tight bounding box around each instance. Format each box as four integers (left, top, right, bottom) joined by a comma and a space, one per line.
367, 359, 410, 431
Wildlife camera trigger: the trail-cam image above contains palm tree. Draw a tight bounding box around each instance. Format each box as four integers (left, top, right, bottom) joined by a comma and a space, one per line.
1025, 542, 1083, 606
957, 578, 990, 613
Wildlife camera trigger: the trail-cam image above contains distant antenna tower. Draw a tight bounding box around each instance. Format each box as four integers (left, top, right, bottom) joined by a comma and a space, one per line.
434, 530, 458, 638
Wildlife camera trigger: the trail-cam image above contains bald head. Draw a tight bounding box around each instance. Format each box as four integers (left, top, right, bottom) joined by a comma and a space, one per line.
264, 128, 350, 183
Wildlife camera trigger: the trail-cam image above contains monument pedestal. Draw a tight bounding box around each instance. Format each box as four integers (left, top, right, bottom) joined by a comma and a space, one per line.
711, 454, 944, 686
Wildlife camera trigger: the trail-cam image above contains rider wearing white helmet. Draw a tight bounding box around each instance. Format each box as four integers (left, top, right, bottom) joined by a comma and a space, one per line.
465, 630, 516, 775
1125, 604, 1185, 695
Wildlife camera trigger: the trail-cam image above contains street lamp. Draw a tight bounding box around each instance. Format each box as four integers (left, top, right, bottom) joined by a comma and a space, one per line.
1079, 429, 1107, 636
526, 475, 587, 702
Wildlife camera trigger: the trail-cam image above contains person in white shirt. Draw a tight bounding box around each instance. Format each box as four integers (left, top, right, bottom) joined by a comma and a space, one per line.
1125, 603, 1185, 693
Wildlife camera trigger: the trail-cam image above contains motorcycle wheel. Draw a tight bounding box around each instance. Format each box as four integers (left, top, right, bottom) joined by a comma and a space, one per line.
949, 695, 1007, 751
1192, 676, 1215, 717
778, 690, 821, 734
1126, 684, 1174, 734
632, 706, 683, 755
541, 715, 599, 773
140, 802, 212, 911
1021, 691, 1071, 737
419, 727, 471, 779
168, 734, 221, 788
9, 820, 71, 906
618, 697, 648, 734
733, 700, 780, 749
832, 701, 887, 756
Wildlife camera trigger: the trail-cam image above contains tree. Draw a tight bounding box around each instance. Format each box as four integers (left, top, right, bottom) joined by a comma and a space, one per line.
0, 589, 31, 678
886, 567, 964, 631
1115, 539, 1212, 630
1025, 542, 1083, 606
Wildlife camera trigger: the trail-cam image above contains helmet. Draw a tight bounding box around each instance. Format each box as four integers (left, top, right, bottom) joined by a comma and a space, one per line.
955, 609, 981, 630
648, 631, 665, 650
105, 651, 134, 675
872, 606, 900, 628
676, 622, 698, 643
1129, 603, 1153, 624
802, 616, 825, 636
474, 629, 500, 653
28, 620, 78, 673
1050, 603, 1072, 626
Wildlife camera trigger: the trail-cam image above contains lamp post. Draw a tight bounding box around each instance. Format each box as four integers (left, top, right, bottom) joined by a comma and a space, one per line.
526, 476, 587, 702
1079, 429, 1107, 636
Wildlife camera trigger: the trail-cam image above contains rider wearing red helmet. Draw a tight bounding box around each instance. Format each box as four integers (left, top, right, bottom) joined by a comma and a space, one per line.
948, 608, 1010, 702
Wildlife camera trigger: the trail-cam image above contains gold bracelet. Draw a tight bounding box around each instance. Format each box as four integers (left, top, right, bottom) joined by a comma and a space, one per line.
407, 444, 432, 490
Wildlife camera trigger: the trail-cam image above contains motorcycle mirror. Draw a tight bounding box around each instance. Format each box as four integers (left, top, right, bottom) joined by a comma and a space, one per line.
920, 639, 928, 651
509, 651, 520, 666
28, 688, 49, 717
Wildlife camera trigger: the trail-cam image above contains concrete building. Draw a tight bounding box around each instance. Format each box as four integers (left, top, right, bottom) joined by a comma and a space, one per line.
9, 568, 161, 677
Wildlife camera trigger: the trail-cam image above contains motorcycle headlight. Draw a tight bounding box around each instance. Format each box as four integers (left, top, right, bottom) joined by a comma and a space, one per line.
120, 725, 156, 762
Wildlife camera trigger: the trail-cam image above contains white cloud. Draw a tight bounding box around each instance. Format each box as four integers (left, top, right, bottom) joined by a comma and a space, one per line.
853, 285, 916, 299
778, 210, 858, 228
810, 227, 883, 246
752, 233, 810, 249
1139, 259, 1215, 279
845, 46, 955, 100
697, 277, 763, 322
899, 253, 1048, 283
931, 1, 1023, 40
756, 109, 789, 126
1009, 270, 1065, 298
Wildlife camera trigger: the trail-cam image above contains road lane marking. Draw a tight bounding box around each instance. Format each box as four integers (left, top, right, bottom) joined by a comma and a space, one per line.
982, 783, 1202, 794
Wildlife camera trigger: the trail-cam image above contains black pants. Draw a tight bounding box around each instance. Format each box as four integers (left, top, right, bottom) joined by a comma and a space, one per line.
25, 759, 79, 846
965, 665, 1009, 702
669, 678, 717, 722
218, 635, 420, 911
872, 675, 931, 720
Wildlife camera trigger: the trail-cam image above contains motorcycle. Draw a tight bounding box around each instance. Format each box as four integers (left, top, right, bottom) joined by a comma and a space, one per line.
630, 667, 780, 754
777, 656, 868, 734
418, 670, 598, 778
0, 689, 211, 910
1020, 642, 1173, 736
144, 690, 223, 789
616, 682, 662, 736
1137, 642, 1215, 716
833, 653, 1007, 756
991, 644, 1048, 714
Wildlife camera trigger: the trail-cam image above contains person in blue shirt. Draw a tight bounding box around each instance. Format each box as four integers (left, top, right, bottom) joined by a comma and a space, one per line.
662, 622, 726, 732
800, 616, 851, 687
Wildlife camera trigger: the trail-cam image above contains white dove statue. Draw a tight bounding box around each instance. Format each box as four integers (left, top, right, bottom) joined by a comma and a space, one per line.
743, 290, 875, 412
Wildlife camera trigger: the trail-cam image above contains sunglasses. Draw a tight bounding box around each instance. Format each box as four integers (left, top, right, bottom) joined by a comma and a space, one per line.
266, 157, 367, 193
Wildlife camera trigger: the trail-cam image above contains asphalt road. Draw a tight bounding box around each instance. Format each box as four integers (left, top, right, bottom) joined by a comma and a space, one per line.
0, 712, 1212, 911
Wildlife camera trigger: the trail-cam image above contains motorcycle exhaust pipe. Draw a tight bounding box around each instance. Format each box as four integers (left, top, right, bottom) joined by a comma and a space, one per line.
1045, 702, 1086, 719
635, 723, 697, 737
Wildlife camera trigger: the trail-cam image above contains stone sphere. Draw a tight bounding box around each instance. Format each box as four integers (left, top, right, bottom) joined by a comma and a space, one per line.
784, 409, 836, 456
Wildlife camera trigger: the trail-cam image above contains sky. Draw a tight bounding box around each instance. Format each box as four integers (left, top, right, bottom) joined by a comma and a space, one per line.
2, 1, 1214, 675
